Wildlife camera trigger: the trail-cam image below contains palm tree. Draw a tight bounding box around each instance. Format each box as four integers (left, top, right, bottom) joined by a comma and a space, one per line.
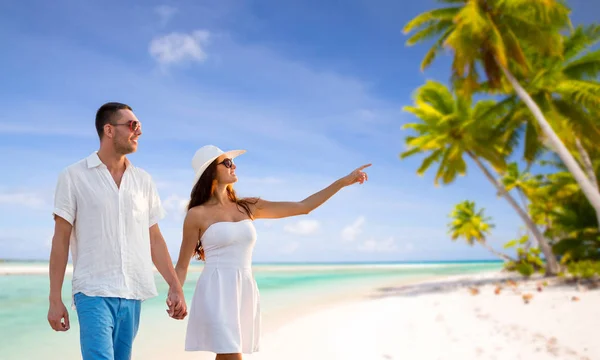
449, 200, 515, 261
403, 0, 600, 227
499, 24, 600, 192
401, 80, 560, 274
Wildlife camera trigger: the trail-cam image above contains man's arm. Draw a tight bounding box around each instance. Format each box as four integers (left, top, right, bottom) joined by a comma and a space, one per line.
149, 224, 187, 320
47, 216, 72, 331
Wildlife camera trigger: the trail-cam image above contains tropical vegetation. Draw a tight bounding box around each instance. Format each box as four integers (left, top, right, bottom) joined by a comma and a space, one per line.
399, 0, 600, 277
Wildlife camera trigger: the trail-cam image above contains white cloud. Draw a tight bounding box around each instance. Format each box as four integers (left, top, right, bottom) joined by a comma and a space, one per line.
162, 194, 189, 221
154, 5, 178, 27
283, 219, 320, 236
149, 30, 210, 65
358, 236, 398, 253
0, 192, 47, 210
341, 216, 365, 242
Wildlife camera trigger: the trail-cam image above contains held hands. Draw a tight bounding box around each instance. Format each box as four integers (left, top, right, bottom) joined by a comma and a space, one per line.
166, 285, 188, 320
48, 300, 70, 332
340, 164, 371, 187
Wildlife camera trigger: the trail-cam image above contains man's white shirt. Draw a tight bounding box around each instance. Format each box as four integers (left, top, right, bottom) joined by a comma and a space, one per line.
53, 152, 166, 301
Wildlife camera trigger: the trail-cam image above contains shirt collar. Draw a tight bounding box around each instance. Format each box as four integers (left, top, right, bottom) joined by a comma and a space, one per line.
86, 151, 133, 169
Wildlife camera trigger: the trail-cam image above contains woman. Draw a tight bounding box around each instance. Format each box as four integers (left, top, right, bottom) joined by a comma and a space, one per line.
174, 145, 370, 360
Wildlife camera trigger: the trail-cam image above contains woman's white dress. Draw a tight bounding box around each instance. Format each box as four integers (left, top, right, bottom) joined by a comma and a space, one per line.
185, 219, 261, 354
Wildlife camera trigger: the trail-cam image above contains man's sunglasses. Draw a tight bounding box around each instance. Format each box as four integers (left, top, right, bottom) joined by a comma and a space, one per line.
218, 158, 234, 168
111, 120, 142, 132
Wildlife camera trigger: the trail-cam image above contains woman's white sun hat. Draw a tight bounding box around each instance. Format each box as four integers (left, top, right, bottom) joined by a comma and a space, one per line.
191, 145, 246, 186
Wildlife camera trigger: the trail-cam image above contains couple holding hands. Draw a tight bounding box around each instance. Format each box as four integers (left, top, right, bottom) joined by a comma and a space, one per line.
48, 102, 370, 360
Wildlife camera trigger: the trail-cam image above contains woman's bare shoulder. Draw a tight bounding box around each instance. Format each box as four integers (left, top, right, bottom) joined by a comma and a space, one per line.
185, 205, 207, 225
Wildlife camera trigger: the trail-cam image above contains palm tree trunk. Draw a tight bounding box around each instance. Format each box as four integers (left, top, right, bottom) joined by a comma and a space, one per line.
481, 242, 515, 262
468, 153, 560, 275
516, 189, 534, 248
500, 64, 600, 231
575, 137, 598, 190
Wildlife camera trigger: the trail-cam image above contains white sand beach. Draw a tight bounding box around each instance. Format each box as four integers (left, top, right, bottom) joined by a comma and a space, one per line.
0, 263, 67, 275
249, 272, 599, 360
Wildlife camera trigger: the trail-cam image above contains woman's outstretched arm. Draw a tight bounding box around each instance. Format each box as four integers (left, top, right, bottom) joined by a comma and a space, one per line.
251, 164, 371, 219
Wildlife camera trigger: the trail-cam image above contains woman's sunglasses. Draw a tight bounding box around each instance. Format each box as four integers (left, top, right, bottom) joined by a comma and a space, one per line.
218, 158, 234, 168
111, 120, 142, 132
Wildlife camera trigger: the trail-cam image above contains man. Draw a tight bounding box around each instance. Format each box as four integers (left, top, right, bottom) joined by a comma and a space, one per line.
47, 102, 187, 360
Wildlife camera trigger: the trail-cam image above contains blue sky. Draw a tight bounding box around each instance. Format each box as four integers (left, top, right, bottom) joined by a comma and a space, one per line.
0, 0, 598, 262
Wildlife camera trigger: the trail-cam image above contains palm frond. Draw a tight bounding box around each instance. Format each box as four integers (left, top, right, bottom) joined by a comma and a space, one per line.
524, 119, 544, 164
475, 145, 507, 172
553, 99, 600, 143
417, 80, 455, 114
452, 69, 481, 96
501, 26, 529, 71
435, 150, 452, 186
403, 7, 461, 35
500, 122, 523, 158
477, 96, 517, 123
486, 15, 508, 68
417, 149, 444, 175
563, 24, 600, 61
442, 159, 460, 184
563, 49, 600, 80
452, 0, 489, 34
402, 103, 444, 124
420, 27, 454, 71
406, 19, 454, 46
502, 14, 563, 57
472, 99, 504, 120
454, 91, 472, 119
496, 0, 571, 29
555, 80, 600, 109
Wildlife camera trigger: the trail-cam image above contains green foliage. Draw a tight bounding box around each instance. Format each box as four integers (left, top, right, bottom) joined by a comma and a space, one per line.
401, 1, 600, 278
525, 161, 599, 242
503, 235, 545, 277
498, 25, 600, 165
403, 0, 571, 93
401, 81, 512, 186
553, 234, 600, 263
566, 260, 600, 279
448, 200, 494, 245
503, 234, 529, 249
512, 262, 536, 277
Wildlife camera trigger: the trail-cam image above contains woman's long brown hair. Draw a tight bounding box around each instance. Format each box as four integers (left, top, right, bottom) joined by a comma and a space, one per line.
188, 158, 258, 261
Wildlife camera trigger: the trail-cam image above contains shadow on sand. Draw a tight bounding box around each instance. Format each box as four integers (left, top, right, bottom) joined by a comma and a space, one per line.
366, 272, 596, 300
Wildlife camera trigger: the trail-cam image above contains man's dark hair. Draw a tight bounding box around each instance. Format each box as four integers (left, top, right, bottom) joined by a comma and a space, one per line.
95, 102, 133, 139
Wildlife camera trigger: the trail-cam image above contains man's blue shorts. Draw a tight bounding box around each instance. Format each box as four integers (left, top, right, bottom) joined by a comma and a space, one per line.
74, 292, 142, 360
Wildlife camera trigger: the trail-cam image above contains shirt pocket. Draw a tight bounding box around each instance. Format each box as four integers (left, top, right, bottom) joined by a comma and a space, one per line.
128, 191, 148, 224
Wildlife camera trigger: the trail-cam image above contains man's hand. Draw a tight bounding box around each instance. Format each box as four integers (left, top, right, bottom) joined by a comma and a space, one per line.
48, 299, 70, 331
166, 285, 187, 320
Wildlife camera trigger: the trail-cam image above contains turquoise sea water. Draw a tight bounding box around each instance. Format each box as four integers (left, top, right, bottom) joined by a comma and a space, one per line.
0, 261, 501, 359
